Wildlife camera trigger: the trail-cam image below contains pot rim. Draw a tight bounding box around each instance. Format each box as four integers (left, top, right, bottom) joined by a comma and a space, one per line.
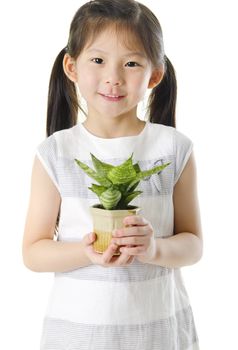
90, 204, 141, 217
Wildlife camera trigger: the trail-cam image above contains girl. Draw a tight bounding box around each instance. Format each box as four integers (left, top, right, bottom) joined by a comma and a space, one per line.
22, 0, 203, 349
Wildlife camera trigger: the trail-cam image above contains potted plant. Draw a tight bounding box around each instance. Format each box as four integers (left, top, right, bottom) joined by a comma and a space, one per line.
75, 153, 170, 255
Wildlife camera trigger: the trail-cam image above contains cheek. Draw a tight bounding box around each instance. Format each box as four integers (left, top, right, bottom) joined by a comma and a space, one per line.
129, 74, 149, 97
77, 69, 98, 94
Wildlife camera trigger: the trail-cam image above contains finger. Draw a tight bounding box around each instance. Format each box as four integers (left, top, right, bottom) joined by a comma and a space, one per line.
123, 215, 149, 226
127, 256, 135, 264
83, 232, 96, 246
86, 241, 119, 265
119, 245, 146, 256
115, 251, 135, 266
112, 225, 144, 237
85, 243, 104, 261
102, 243, 119, 264
112, 235, 148, 246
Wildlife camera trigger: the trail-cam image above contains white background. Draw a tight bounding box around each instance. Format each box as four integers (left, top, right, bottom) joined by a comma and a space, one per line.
0, 0, 237, 349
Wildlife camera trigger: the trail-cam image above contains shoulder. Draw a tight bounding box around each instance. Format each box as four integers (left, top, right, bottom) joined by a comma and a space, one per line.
150, 123, 192, 144
147, 122, 189, 147
146, 123, 194, 185
149, 123, 193, 152
147, 122, 174, 137
37, 124, 79, 155
52, 124, 79, 144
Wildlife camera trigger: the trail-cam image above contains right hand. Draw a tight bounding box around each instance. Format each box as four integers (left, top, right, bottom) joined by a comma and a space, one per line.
82, 232, 135, 267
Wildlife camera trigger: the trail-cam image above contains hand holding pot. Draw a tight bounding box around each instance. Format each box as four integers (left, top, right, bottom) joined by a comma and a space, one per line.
82, 232, 135, 267
111, 215, 157, 264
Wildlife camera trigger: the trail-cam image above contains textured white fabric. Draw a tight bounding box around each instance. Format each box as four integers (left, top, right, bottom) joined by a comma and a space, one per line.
36, 121, 198, 350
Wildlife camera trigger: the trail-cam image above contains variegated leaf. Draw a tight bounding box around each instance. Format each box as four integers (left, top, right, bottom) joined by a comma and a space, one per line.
107, 153, 137, 184
124, 191, 143, 206
88, 184, 107, 197
127, 162, 171, 191
90, 153, 114, 177
75, 159, 111, 187
99, 188, 122, 210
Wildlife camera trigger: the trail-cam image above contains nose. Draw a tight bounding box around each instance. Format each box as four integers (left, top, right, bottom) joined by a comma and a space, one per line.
105, 65, 123, 86
106, 80, 120, 86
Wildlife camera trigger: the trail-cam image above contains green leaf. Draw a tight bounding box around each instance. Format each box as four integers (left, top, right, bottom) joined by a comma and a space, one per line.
127, 162, 171, 191
124, 191, 143, 206
88, 184, 107, 197
75, 159, 111, 187
125, 180, 140, 193
99, 188, 122, 210
137, 162, 171, 180
90, 153, 114, 177
133, 162, 141, 173
107, 153, 137, 184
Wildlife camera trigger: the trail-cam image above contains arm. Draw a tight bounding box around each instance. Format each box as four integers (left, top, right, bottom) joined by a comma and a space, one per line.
151, 151, 203, 268
22, 156, 92, 273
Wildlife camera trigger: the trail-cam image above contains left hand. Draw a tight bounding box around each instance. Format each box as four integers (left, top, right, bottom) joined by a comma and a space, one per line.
111, 215, 157, 264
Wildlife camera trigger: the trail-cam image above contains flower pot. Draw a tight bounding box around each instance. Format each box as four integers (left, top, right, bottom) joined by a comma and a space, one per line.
90, 204, 141, 255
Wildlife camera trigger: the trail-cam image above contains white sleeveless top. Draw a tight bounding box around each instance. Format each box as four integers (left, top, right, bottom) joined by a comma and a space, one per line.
36, 121, 199, 350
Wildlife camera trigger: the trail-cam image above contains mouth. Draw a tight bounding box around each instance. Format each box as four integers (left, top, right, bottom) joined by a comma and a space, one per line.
99, 93, 125, 102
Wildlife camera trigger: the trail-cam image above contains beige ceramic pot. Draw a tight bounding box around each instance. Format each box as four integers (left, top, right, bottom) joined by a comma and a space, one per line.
90, 204, 141, 255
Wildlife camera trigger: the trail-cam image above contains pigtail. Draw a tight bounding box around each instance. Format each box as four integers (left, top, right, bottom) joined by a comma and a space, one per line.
46, 48, 79, 137
148, 55, 177, 128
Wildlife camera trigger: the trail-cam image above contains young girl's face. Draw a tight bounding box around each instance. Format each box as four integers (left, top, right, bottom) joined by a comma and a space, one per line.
69, 27, 161, 121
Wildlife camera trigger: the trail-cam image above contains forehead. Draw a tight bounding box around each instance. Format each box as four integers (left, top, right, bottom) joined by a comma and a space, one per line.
83, 23, 147, 57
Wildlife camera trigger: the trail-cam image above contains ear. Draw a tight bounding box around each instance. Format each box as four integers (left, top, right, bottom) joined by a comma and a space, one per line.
63, 53, 78, 82
148, 67, 164, 89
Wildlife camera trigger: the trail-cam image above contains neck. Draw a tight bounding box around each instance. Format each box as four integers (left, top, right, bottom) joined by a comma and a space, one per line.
82, 115, 146, 139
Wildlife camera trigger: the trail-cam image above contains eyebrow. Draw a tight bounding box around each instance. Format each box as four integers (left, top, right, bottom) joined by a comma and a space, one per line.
86, 48, 146, 58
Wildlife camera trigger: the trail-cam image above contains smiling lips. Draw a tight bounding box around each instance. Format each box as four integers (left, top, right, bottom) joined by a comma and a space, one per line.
99, 93, 125, 102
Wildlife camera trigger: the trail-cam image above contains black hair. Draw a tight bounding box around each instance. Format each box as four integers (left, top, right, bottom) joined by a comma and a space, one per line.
46, 0, 177, 136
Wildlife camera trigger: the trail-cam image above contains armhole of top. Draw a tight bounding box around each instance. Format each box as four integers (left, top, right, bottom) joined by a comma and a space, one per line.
173, 129, 194, 186
35, 148, 61, 194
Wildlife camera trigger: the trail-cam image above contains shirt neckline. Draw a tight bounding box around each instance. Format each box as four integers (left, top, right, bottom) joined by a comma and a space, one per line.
78, 120, 149, 141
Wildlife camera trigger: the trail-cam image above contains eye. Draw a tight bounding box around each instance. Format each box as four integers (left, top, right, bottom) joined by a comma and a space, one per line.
91, 58, 104, 64
126, 61, 140, 67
